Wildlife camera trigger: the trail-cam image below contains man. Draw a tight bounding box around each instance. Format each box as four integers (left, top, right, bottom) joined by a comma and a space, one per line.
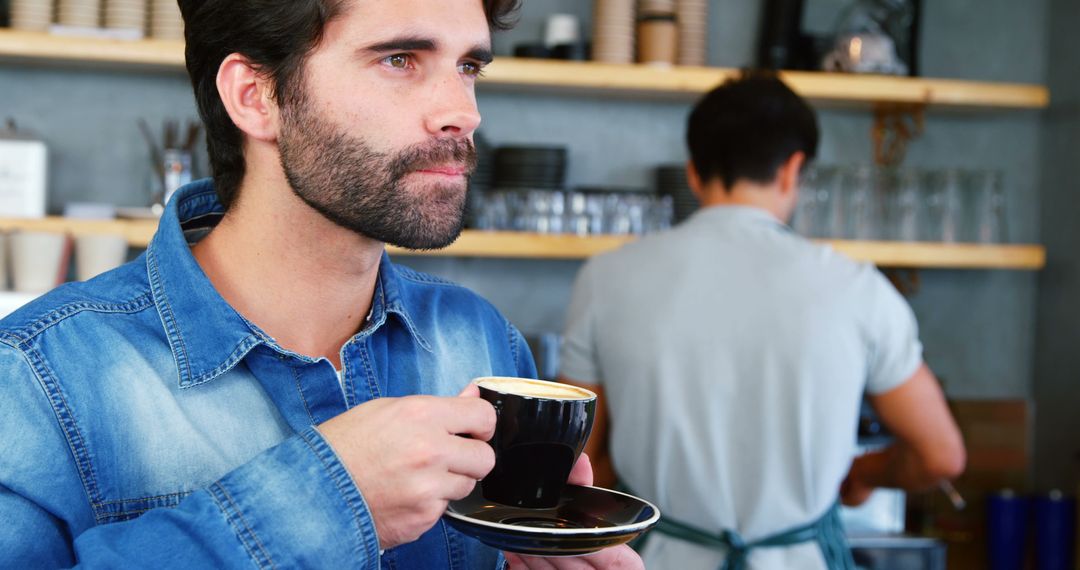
559, 75, 966, 569
0, 1, 640, 568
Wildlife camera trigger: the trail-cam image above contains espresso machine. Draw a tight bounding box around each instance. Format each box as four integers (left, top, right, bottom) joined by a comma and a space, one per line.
842, 400, 947, 570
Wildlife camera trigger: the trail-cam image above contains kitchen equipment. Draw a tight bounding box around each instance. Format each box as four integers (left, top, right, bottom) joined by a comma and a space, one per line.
849, 535, 946, 570
823, 0, 919, 76
758, 0, 806, 69
656, 164, 697, 224
0, 120, 48, 219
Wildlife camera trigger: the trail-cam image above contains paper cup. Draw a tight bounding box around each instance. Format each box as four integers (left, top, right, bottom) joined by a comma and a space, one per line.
0, 232, 9, 292
75, 233, 128, 281
11, 231, 70, 294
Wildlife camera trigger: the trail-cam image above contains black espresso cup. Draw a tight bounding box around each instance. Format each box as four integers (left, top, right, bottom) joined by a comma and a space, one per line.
476, 376, 597, 509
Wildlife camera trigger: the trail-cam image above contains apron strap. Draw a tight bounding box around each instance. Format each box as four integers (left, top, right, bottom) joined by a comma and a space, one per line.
619, 483, 855, 570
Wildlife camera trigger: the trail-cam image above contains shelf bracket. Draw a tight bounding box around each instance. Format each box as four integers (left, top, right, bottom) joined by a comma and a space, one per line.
872, 103, 926, 167
883, 268, 921, 296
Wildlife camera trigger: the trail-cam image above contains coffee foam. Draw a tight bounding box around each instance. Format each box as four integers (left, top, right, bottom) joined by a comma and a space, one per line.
476, 377, 594, 400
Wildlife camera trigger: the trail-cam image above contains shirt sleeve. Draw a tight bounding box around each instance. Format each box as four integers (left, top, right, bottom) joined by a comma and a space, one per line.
559, 259, 602, 385
861, 268, 924, 395
0, 343, 382, 569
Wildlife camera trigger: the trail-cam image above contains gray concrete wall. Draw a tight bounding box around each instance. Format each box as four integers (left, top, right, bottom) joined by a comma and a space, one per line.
0, 1, 1048, 405
1033, 0, 1080, 492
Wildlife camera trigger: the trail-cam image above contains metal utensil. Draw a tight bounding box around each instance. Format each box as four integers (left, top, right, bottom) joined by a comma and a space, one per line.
940, 480, 966, 510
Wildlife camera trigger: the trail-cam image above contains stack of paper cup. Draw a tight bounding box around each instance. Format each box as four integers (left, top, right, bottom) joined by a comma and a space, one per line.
150, 0, 184, 40
104, 0, 147, 32
676, 0, 708, 66
639, 0, 676, 13
57, 0, 102, 28
593, 0, 635, 64
10, 0, 55, 32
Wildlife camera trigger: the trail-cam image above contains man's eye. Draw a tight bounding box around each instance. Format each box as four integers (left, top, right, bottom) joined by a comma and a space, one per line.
386, 54, 411, 69
460, 62, 485, 78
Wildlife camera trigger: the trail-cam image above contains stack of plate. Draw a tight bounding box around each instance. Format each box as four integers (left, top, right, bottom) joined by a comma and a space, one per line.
150, 0, 183, 40
676, 0, 708, 66
56, 0, 101, 28
592, 0, 635, 64
656, 165, 698, 223
493, 146, 567, 190
10, 0, 54, 31
104, 0, 146, 32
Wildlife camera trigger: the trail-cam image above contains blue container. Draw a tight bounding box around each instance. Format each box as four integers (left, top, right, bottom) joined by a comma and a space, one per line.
1034, 491, 1076, 570
988, 490, 1030, 570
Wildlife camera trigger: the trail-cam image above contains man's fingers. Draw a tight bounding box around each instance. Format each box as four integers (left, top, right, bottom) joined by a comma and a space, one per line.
506, 545, 643, 569
567, 453, 594, 487
439, 397, 497, 441
441, 473, 480, 501
457, 382, 481, 398
505, 553, 560, 570
444, 436, 496, 480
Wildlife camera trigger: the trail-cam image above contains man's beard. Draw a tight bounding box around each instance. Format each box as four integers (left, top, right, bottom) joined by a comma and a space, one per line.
277, 96, 477, 250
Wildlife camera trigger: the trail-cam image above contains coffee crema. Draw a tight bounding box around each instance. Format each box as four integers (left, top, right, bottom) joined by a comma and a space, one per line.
475, 377, 595, 400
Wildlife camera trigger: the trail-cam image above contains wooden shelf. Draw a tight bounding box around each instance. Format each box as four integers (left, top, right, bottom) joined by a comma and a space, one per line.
0, 217, 157, 247
0, 218, 1047, 269
0, 30, 1049, 109
482, 59, 1050, 110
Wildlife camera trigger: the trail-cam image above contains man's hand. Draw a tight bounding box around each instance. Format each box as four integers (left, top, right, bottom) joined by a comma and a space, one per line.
840, 458, 876, 507
317, 384, 496, 549
503, 454, 645, 570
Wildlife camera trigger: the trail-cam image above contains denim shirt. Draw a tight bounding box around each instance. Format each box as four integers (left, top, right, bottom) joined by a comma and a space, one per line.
0, 180, 536, 568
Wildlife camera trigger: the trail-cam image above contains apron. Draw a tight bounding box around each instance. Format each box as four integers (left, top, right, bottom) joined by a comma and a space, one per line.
623, 484, 855, 570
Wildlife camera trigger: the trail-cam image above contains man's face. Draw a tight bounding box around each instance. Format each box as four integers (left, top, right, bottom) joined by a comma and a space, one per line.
277, 0, 490, 249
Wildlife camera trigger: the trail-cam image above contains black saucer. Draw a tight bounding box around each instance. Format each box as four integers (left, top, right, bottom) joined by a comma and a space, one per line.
444, 484, 660, 557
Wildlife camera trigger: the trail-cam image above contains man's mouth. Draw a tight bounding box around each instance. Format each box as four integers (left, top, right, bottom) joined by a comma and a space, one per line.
415, 165, 468, 177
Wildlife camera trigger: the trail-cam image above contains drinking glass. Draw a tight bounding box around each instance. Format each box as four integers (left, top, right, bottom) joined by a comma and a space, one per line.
969, 170, 1008, 243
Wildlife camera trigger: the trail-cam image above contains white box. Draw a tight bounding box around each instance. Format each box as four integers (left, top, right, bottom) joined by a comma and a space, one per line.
0, 138, 48, 218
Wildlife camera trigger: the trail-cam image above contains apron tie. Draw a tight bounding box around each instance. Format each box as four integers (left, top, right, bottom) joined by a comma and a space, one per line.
620, 483, 854, 570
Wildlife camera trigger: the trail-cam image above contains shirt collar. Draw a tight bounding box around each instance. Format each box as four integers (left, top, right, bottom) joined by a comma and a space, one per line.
687, 204, 790, 231
147, 179, 428, 389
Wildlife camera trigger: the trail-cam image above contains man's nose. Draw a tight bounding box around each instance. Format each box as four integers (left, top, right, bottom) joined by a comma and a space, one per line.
424, 73, 482, 138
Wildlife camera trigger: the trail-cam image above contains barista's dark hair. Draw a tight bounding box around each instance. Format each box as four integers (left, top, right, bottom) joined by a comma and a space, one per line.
178, 0, 521, 209
687, 71, 819, 191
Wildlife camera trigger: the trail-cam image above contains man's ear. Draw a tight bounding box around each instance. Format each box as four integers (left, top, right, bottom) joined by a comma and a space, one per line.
216, 53, 280, 143
778, 151, 806, 197
686, 160, 705, 201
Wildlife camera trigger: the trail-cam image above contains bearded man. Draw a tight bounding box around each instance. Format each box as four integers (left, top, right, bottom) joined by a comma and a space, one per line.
0, 1, 641, 568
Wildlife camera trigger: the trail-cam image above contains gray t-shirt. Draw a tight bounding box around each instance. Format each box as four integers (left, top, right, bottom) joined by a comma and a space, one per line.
560, 206, 921, 569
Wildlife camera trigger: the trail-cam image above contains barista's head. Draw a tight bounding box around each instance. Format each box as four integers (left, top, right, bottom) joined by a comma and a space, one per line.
686, 73, 819, 219
179, 0, 520, 212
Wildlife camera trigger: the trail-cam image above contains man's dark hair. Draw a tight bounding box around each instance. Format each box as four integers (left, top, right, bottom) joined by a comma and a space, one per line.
178, 0, 521, 209
686, 72, 819, 191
